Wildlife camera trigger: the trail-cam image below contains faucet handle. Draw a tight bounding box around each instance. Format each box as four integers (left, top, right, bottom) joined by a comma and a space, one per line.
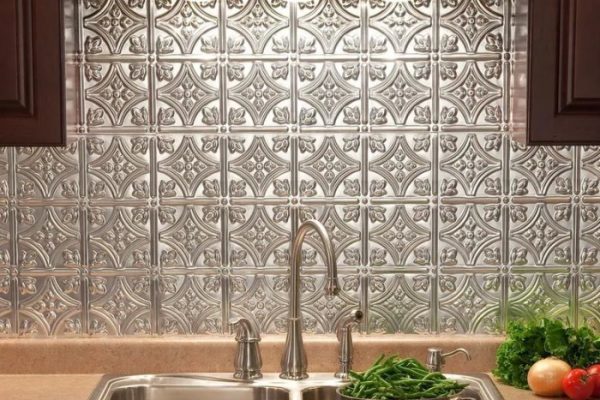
230, 317, 260, 342
426, 347, 471, 372
230, 318, 262, 380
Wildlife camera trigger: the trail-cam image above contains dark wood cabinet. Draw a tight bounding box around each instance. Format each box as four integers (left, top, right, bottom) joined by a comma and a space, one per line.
0, 0, 65, 146
523, 0, 600, 145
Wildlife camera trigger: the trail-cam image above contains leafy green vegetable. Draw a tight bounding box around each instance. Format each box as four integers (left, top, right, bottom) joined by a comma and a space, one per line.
493, 318, 600, 389
342, 355, 467, 399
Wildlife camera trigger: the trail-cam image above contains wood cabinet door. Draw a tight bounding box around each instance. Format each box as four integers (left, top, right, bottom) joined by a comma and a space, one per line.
528, 0, 600, 145
0, 0, 65, 146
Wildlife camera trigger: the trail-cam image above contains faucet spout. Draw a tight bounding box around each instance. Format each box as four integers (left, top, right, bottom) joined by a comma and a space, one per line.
280, 220, 339, 380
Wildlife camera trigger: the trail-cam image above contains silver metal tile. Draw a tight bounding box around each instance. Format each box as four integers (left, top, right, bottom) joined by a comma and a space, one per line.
158, 205, 222, 269
88, 206, 151, 270
368, 204, 432, 268
229, 273, 290, 334
298, 204, 362, 268
368, 271, 432, 334
509, 203, 572, 267
368, 133, 432, 198
510, 142, 574, 196
2, 0, 594, 336
439, 0, 503, 54
439, 204, 502, 267
157, 135, 221, 198
437, 271, 501, 334
89, 273, 151, 335
578, 267, 600, 331
159, 274, 223, 334
299, 272, 361, 334
18, 274, 82, 336
228, 205, 292, 268
438, 133, 502, 197
87, 136, 151, 200
17, 206, 81, 271
83, 0, 149, 56
0, 268, 12, 336
227, 0, 290, 55
298, 135, 362, 198
507, 269, 571, 323
155, 0, 219, 55
298, 63, 362, 128
227, 135, 292, 197
16, 145, 80, 200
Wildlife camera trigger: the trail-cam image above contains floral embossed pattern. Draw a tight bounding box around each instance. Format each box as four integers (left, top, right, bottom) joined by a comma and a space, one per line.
0, 0, 594, 336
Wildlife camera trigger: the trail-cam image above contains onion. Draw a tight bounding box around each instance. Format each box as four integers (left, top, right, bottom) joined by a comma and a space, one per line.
527, 358, 572, 397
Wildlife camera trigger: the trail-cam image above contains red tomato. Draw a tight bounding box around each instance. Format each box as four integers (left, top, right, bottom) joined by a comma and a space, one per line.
587, 364, 600, 397
563, 369, 595, 400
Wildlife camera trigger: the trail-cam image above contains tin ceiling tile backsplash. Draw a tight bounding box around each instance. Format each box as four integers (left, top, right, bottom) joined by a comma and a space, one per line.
0, 0, 595, 337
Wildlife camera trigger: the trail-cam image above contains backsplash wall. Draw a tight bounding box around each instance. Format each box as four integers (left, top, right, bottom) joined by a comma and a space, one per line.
0, 0, 598, 337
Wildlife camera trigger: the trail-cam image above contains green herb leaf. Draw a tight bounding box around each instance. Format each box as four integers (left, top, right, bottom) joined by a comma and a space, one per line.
493, 318, 600, 389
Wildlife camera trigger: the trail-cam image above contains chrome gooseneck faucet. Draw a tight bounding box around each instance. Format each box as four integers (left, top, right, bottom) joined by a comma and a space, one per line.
280, 220, 340, 380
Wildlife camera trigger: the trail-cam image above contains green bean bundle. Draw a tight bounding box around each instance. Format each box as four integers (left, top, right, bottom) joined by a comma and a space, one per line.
340, 355, 468, 400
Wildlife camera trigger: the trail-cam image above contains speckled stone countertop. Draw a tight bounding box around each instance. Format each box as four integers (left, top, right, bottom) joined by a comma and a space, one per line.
0, 375, 102, 400
0, 335, 564, 399
0, 335, 500, 374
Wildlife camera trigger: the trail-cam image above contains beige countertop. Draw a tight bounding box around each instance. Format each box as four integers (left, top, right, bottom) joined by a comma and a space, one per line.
490, 377, 567, 400
0, 373, 566, 400
0, 335, 566, 399
0, 335, 501, 374
0, 374, 103, 400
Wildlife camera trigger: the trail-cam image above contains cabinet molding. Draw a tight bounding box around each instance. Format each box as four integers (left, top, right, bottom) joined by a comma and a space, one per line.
527, 0, 600, 145
0, 0, 65, 146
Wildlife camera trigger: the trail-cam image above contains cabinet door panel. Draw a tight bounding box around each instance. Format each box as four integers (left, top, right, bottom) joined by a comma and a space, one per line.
0, 0, 65, 146
571, 0, 600, 103
528, 0, 600, 145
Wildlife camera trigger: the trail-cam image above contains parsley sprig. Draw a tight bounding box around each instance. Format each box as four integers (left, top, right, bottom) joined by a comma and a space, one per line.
494, 318, 600, 389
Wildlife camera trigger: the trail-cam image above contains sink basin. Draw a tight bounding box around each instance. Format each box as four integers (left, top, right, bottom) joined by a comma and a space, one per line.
89, 375, 290, 400
108, 385, 288, 400
300, 375, 503, 400
445, 374, 505, 400
301, 386, 339, 400
310, 374, 503, 400
89, 373, 503, 400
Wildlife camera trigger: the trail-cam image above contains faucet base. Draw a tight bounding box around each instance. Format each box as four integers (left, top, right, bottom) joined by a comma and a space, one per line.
279, 372, 309, 380
234, 371, 263, 380
334, 371, 349, 380
280, 318, 308, 380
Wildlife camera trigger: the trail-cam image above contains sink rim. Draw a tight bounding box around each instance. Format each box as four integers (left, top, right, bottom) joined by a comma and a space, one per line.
446, 373, 504, 400
300, 384, 345, 395
89, 374, 280, 400
88, 372, 503, 400
301, 385, 344, 391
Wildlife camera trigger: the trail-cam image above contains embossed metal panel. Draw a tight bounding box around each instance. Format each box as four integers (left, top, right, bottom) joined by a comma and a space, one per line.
0, 0, 594, 337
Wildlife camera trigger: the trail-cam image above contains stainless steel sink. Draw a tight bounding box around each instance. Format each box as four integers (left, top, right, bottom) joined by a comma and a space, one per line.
89, 375, 291, 400
89, 373, 503, 400
301, 386, 339, 400
300, 375, 503, 400
106, 385, 288, 400
444, 374, 505, 400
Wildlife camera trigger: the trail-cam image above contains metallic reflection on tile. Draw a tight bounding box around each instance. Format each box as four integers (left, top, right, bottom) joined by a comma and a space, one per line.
0, 0, 593, 336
